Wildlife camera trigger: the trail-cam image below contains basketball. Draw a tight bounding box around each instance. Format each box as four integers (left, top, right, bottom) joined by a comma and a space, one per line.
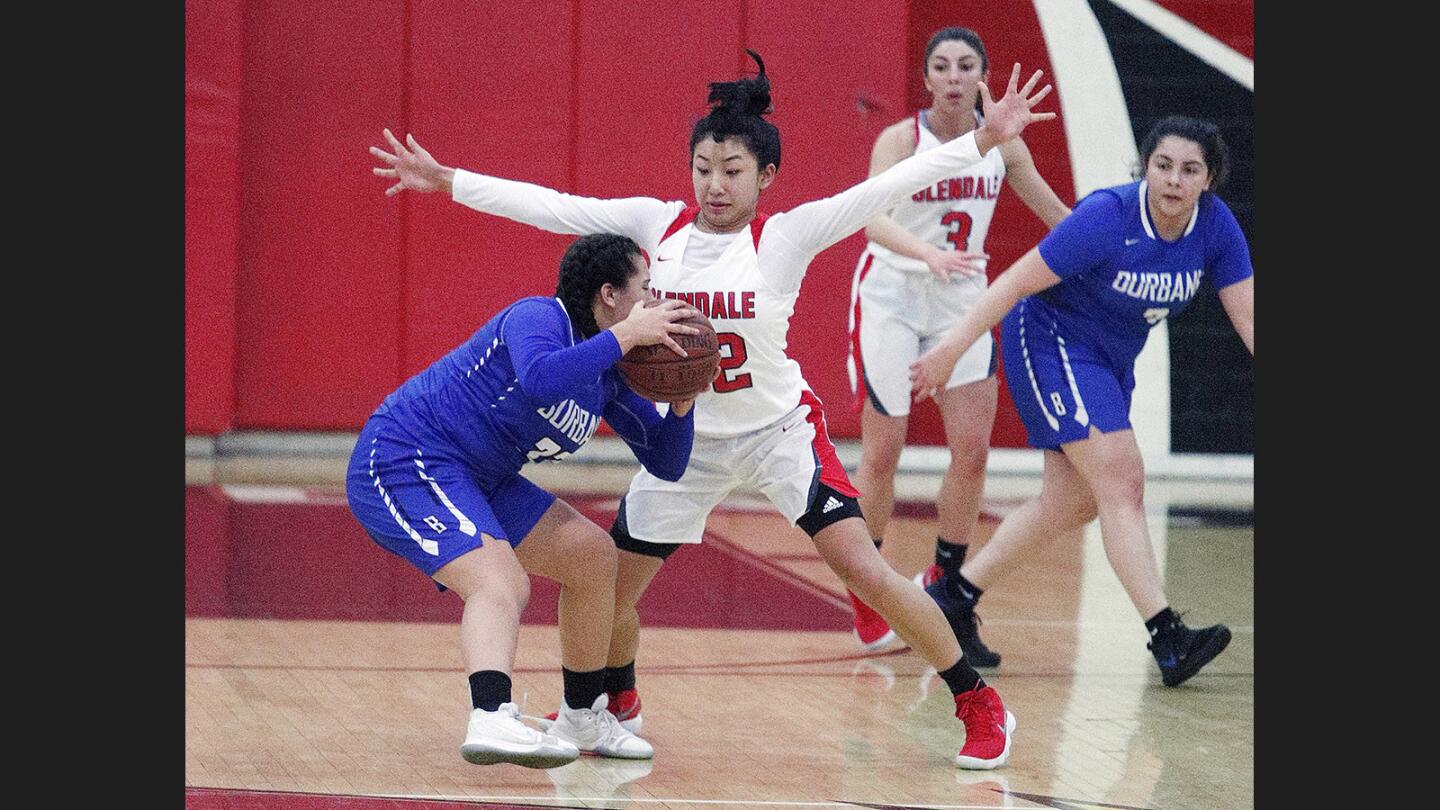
616, 300, 721, 401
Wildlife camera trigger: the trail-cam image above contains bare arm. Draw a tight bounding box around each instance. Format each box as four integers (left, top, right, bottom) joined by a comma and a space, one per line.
862, 123, 990, 281
1218, 276, 1254, 354
909, 246, 1062, 399
998, 136, 1071, 228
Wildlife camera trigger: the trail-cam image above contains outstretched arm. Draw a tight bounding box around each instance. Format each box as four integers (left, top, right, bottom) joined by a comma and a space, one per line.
909, 246, 1061, 400
369, 128, 679, 249
766, 65, 1056, 268
1218, 277, 1254, 355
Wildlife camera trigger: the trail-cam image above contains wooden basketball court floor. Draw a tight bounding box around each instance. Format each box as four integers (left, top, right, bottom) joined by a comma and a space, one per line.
185, 450, 1254, 810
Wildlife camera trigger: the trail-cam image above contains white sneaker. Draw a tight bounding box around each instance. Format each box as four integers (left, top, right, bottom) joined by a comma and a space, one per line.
461, 703, 580, 769
548, 694, 654, 759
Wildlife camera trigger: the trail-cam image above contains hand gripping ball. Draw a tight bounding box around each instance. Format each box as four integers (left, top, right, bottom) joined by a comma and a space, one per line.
616, 301, 721, 402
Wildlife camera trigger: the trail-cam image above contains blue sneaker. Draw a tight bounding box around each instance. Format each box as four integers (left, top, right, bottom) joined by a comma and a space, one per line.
917, 568, 1001, 668
1147, 617, 1231, 687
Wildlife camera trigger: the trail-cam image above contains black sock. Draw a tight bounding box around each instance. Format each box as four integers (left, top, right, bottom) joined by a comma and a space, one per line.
935, 537, 968, 577
562, 667, 606, 710
1145, 607, 1181, 640
938, 658, 985, 695
468, 670, 512, 712
603, 661, 636, 694
946, 571, 983, 607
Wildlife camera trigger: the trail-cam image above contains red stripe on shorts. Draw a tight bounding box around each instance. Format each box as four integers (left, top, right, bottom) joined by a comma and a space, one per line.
799, 390, 860, 498
849, 252, 875, 414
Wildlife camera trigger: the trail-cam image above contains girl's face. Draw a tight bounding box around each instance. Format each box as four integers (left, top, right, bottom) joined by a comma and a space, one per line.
924, 39, 987, 114
1144, 135, 1212, 222
691, 136, 776, 234
593, 254, 651, 331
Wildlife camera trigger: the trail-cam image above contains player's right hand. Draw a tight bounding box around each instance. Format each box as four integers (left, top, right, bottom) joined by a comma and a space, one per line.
925, 249, 989, 282
616, 299, 700, 357
370, 129, 453, 196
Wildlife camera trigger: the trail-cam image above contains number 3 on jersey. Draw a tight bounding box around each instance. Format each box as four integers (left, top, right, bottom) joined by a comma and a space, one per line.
941, 211, 973, 251
712, 332, 753, 393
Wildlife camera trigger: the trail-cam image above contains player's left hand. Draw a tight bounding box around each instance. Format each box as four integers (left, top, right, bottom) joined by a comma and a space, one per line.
909, 345, 962, 402
370, 129, 450, 195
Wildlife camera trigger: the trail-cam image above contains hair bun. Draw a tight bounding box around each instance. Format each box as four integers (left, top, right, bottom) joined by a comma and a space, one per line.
705, 49, 773, 117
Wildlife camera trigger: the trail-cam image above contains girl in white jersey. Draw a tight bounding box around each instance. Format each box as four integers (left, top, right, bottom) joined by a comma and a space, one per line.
845, 27, 1071, 663
370, 53, 1056, 770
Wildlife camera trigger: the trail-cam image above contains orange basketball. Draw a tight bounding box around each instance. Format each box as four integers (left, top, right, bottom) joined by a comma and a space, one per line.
616, 301, 720, 402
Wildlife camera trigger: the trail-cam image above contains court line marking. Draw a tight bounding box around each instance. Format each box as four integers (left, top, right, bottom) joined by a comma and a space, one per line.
371, 795, 1028, 809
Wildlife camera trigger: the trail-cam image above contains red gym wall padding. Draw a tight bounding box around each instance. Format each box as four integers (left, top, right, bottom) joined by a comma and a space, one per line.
185, 0, 242, 434
185, 0, 1088, 449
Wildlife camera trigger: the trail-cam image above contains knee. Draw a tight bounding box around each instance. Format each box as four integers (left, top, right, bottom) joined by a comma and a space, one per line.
858, 441, 903, 479
946, 434, 990, 478
1092, 470, 1145, 516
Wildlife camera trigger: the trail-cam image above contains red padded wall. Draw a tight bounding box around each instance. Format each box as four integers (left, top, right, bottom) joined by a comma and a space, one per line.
1154, 0, 1253, 57
185, 0, 242, 434
233, 1, 406, 428
402, 2, 581, 375
185, 0, 1137, 444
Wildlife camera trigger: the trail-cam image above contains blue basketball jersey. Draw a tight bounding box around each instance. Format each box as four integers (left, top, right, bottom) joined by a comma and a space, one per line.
373, 296, 690, 487
1032, 180, 1252, 369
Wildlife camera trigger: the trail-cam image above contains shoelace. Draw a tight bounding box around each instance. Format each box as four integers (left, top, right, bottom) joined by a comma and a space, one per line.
955, 693, 996, 735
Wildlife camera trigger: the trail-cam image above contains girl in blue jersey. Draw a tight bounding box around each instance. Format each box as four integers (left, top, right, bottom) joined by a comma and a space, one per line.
910, 116, 1253, 687
346, 233, 700, 767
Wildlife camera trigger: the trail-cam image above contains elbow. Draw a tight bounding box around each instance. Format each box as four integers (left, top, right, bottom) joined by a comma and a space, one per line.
648, 461, 685, 478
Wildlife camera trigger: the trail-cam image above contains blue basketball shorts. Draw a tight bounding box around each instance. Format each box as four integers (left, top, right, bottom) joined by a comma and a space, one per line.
345, 415, 555, 584
1000, 301, 1135, 451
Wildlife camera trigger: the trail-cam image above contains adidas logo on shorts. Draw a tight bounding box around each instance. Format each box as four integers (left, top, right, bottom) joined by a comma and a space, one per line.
822, 496, 843, 514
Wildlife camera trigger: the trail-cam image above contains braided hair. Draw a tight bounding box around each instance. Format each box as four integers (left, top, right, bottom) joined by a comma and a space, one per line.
554, 233, 644, 339
689, 49, 781, 171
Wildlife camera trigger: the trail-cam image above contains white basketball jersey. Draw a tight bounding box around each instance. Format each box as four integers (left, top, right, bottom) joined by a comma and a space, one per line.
649, 208, 806, 438
865, 112, 1006, 274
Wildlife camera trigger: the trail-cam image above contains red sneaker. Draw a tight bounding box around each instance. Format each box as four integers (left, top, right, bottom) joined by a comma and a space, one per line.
848, 590, 898, 650
953, 686, 1016, 769
542, 689, 643, 734
607, 688, 644, 734
913, 563, 943, 589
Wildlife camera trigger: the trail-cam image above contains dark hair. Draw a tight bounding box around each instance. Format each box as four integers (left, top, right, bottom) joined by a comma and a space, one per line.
554, 233, 643, 338
924, 26, 989, 73
923, 27, 989, 114
1137, 115, 1230, 191
689, 49, 781, 171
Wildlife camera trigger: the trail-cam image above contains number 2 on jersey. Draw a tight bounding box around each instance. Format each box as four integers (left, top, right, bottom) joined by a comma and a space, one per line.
941, 211, 974, 251
712, 332, 753, 393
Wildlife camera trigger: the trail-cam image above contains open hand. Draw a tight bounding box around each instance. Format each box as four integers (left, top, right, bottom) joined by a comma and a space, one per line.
977, 64, 1056, 146
369, 129, 451, 195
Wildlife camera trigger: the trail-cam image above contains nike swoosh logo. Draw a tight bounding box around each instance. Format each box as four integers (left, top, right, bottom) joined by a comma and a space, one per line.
959, 586, 976, 600
781, 420, 804, 432
1124, 238, 1140, 246
656, 256, 676, 262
